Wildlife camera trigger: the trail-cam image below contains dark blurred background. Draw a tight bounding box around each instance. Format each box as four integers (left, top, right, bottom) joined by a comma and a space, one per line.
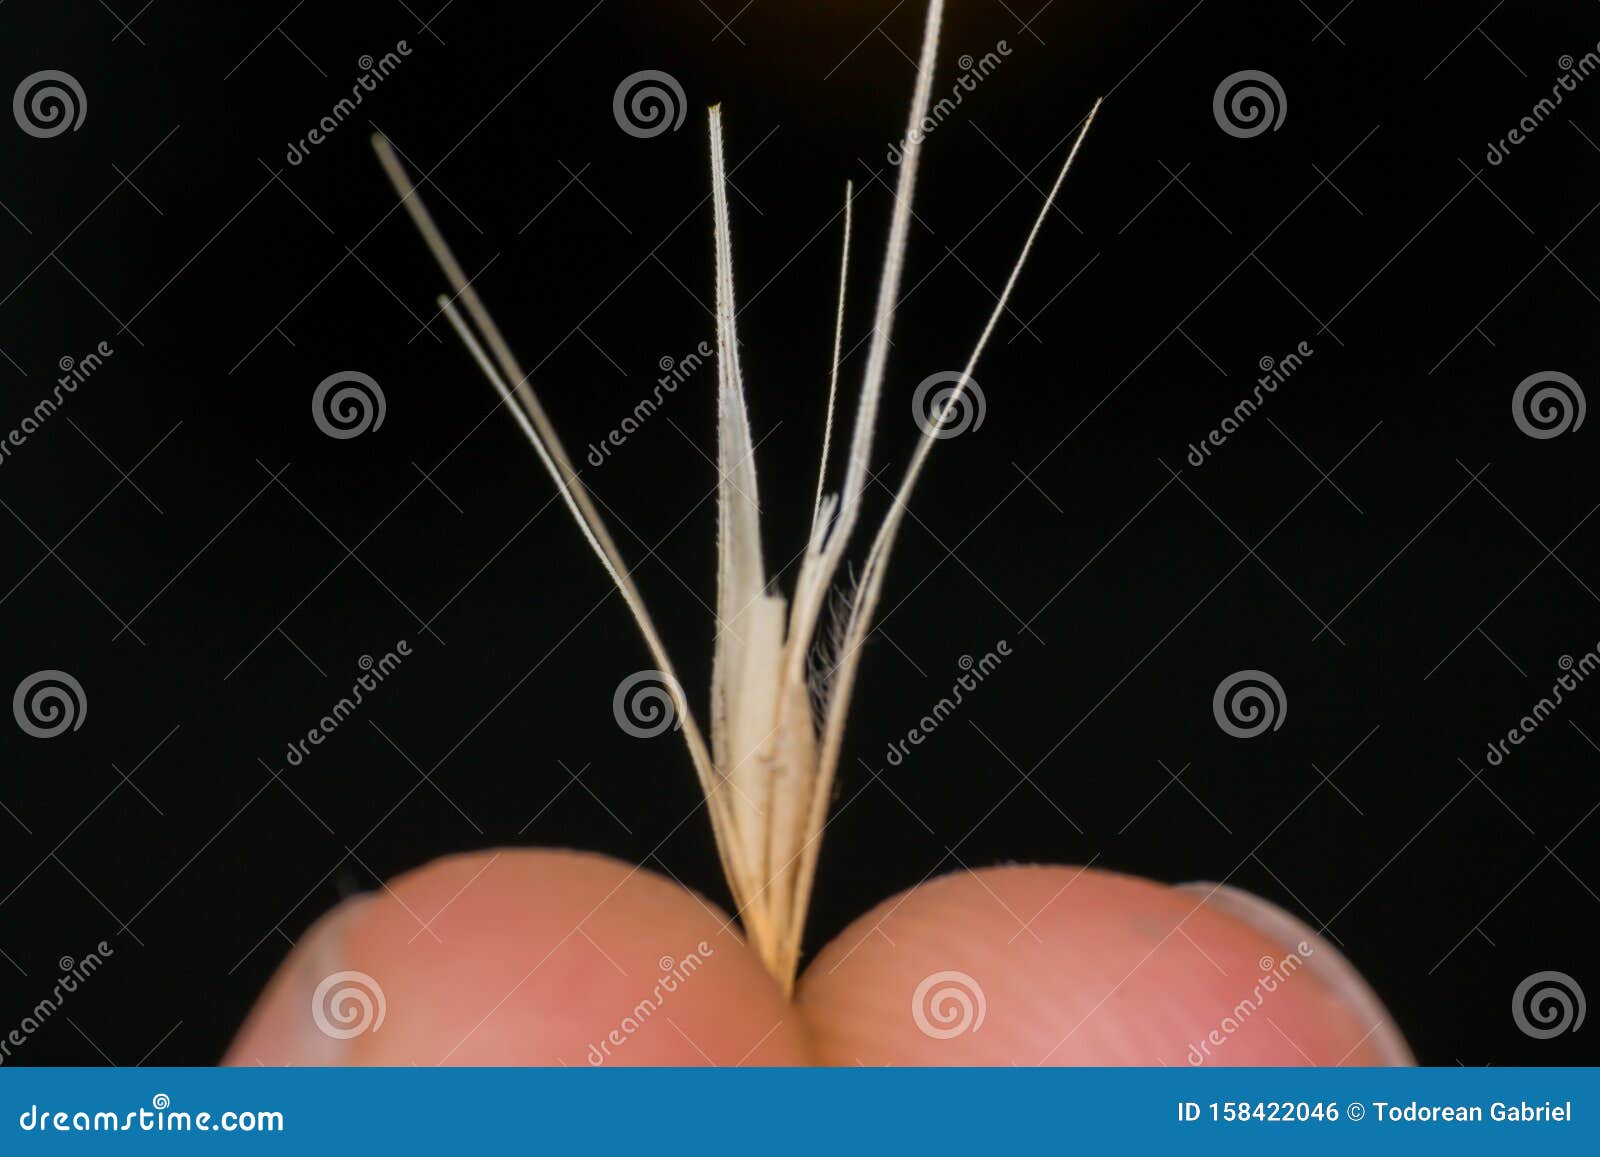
1, 0, 1596, 1065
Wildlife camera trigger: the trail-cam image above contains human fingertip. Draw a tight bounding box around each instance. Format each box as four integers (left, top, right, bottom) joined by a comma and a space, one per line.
226, 848, 811, 1067
1175, 881, 1413, 1065
797, 865, 1413, 1066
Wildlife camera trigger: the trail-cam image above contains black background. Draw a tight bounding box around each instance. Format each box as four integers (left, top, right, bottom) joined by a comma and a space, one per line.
2, 0, 1596, 1066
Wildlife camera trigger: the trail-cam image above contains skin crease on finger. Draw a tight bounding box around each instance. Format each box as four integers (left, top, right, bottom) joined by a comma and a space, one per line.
224, 848, 1413, 1067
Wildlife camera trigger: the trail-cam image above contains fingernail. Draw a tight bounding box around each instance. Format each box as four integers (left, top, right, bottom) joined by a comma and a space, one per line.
1177, 881, 1414, 1065
223, 894, 375, 1066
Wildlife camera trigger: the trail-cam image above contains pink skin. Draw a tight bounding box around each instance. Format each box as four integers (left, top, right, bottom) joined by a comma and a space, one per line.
226, 849, 1412, 1066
